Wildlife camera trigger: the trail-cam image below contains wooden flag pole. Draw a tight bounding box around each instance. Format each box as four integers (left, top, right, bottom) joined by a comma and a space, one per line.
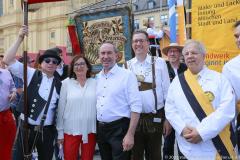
22, 1, 30, 160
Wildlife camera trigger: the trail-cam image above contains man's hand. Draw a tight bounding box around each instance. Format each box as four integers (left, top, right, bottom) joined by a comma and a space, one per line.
122, 132, 134, 151
163, 119, 172, 137
181, 126, 192, 137
57, 139, 64, 146
19, 25, 28, 39
183, 127, 202, 144
8, 92, 16, 102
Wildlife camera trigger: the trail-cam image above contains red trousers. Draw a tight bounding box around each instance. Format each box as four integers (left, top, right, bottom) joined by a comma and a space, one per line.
0, 109, 16, 160
64, 133, 96, 160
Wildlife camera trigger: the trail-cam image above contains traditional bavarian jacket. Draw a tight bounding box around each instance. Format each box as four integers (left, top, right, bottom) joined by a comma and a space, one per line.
8, 60, 61, 126
165, 66, 235, 159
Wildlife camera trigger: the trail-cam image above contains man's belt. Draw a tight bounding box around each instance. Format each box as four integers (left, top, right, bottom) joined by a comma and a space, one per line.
20, 120, 54, 131
139, 82, 154, 91
97, 117, 129, 128
140, 108, 165, 118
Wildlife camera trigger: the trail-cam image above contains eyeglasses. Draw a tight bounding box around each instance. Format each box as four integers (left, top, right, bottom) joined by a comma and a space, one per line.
43, 58, 59, 65
74, 62, 86, 67
132, 39, 148, 44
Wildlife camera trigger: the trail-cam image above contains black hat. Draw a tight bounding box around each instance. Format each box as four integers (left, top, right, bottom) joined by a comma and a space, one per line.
48, 47, 62, 56
38, 49, 61, 65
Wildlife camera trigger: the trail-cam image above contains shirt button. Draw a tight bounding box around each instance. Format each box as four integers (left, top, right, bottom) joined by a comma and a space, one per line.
101, 105, 103, 107
104, 86, 106, 88
31, 109, 34, 113
30, 115, 33, 118
32, 104, 35, 107
33, 99, 37, 102
102, 96, 105, 98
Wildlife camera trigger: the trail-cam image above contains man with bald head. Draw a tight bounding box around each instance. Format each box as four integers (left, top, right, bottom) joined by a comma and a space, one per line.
165, 40, 237, 159
96, 42, 142, 160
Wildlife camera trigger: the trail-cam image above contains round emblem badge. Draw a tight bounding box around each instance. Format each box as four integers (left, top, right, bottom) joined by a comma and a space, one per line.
204, 91, 215, 102
136, 75, 145, 82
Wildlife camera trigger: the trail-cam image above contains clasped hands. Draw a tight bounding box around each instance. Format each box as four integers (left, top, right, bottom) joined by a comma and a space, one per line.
181, 126, 202, 144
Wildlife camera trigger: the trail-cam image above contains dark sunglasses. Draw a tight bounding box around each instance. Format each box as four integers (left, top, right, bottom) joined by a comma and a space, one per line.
43, 58, 59, 65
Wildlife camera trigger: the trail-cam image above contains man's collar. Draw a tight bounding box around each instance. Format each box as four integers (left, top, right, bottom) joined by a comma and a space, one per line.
100, 64, 119, 75
41, 71, 54, 79
132, 54, 151, 64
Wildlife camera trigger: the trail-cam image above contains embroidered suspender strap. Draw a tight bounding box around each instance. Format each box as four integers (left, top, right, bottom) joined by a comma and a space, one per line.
151, 56, 158, 112
178, 69, 236, 160
40, 78, 56, 129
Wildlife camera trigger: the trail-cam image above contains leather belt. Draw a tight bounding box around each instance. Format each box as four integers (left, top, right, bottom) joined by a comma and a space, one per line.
98, 117, 129, 128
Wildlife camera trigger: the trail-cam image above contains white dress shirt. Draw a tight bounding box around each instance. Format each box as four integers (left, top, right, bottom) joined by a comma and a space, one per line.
96, 64, 142, 122
222, 55, 240, 103
126, 55, 170, 113
8, 60, 59, 125
165, 66, 235, 159
57, 78, 96, 143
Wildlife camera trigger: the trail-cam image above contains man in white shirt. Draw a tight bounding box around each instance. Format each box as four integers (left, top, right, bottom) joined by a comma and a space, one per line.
222, 20, 240, 154
125, 30, 170, 160
96, 42, 142, 160
4, 25, 62, 160
165, 40, 237, 159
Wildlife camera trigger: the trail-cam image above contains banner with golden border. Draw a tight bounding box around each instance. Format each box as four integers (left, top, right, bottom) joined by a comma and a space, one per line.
192, 0, 240, 72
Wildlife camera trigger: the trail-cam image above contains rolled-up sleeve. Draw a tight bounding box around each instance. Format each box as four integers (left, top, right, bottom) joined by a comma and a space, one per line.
126, 72, 142, 113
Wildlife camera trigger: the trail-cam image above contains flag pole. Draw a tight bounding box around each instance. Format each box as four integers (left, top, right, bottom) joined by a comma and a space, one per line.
22, 0, 30, 159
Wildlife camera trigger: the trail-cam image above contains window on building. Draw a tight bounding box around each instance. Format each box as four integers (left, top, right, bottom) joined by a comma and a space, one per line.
134, 19, 140, 30
10, 0, 14, 6
50, 31, 55, 39
148, 0, 155, 9
133, 4, 138, 11
160, 14, 168, 25
0, 0, 3, 16
148, 16, 154, 22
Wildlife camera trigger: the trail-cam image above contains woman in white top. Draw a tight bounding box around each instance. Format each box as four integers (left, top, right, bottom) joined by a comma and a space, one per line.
57, 55, 96, 160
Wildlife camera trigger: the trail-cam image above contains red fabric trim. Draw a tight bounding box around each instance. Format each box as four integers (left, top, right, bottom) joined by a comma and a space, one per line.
27, 0, 65, 4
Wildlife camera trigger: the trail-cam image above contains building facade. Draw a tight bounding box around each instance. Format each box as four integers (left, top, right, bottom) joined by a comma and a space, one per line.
0, 0, 170, 56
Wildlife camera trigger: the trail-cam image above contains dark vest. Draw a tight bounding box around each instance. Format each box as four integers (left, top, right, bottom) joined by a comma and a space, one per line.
166, 61, 187, 82
18, 70, 62, 121
54, 64, 68, 81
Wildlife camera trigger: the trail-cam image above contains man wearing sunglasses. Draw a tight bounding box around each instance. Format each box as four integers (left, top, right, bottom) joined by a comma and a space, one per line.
3, 25, 62, 160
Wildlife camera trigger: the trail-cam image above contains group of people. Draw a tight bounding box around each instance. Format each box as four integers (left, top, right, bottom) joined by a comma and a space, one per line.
0, 20, 239, 160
